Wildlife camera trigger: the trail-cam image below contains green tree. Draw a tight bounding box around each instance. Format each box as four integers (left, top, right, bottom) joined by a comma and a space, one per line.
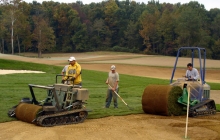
157, 9, 176, 55
1, 0, 23, 54
212, 39, 220, 59
175, 2, 209, 47
0, 5, 7, 53
104, 0, 118, 28
104, 0, 119, 46
139, 8, 160, 53
13, 1, 31, 54
90, 18, 106, 49
53, 3, 81, 52
32, 16, 55, 57
210, 11, 220, 59
122, 20, 142, 52
210, 13, 220, 40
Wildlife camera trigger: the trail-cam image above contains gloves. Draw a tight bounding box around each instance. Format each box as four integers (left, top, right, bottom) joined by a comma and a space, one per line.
70, 77, 75, 81
61, 79, 65, 84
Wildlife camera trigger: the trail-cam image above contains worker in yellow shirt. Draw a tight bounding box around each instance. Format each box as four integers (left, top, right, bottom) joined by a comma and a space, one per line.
62, 56, 82, 86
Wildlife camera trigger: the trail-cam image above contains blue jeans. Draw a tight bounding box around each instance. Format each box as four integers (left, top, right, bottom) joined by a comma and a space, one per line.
105, 88, 119, 108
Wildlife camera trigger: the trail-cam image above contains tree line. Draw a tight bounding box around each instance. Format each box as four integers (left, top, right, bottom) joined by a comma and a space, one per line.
0, 0, 220, 59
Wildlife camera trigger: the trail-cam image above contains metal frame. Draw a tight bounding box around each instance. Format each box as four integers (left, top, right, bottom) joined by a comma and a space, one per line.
170, 47, 206, 84
28, 84, 61, 110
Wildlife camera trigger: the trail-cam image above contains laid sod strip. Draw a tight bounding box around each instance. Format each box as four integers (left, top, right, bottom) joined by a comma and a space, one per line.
0, 58, 219, 123
16, 103, 42, 123
142, 85, 184, 116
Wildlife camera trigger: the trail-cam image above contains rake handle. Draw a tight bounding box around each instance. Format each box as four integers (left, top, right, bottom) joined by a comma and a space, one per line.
108, 84, 128, 106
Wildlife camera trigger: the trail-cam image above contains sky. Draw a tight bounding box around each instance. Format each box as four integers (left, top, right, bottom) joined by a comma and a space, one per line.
24, 0, 220, 11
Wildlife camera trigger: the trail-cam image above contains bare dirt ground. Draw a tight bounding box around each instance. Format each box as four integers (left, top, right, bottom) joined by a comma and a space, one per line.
0, 52, 220, 140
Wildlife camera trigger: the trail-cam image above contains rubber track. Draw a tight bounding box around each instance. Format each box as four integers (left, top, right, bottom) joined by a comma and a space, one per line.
189, 99, 216, 117
36, 108, 88, 127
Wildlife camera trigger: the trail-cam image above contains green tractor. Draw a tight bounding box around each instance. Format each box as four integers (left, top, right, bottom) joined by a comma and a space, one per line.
142, 47, 216, 117
170, 47, 216, 117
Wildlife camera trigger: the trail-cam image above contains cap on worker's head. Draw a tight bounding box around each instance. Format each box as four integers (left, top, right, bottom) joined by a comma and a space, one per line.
111, 65, 116, 70
68, 56, 76, 62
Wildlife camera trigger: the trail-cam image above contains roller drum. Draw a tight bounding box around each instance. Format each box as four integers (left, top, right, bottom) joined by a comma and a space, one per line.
15, 103, 42, 123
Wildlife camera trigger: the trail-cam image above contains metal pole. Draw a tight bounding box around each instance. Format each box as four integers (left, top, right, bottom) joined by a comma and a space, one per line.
191, 49, 194, 66
185, 86, 190, 139
203, 49, 206, 83
170, 48, 181, 84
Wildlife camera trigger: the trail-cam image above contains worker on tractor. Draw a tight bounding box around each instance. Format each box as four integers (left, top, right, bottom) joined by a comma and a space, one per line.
62, 56, 82, 86
61, 59, 71, 84
185, 63, 200, 81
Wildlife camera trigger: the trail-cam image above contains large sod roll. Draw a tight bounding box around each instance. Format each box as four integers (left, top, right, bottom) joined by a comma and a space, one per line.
15, 103, 42, 123
142, 85, 184, 116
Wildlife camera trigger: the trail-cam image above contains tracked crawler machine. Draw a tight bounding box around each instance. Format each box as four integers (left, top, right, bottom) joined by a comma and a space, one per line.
142, 47, 216, 117
8, 75, 89, 126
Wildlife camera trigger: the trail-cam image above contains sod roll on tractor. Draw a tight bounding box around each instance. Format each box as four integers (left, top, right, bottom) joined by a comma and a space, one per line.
142, 47, 216, 117
8, 75, 90, 127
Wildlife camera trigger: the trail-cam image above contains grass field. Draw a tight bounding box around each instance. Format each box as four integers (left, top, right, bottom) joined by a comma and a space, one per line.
0, 59, 219, 123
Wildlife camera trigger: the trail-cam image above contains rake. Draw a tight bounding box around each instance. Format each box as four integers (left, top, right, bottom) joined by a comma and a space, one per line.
108, 84, 134, 110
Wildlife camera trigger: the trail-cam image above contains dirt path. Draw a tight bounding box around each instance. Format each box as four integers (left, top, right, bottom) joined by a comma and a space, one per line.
1, 114, 220, 140
1, 53, 220, 82
0, 52, 220, 140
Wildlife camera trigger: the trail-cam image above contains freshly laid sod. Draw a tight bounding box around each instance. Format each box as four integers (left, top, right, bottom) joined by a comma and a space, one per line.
0, 59, 219, 123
